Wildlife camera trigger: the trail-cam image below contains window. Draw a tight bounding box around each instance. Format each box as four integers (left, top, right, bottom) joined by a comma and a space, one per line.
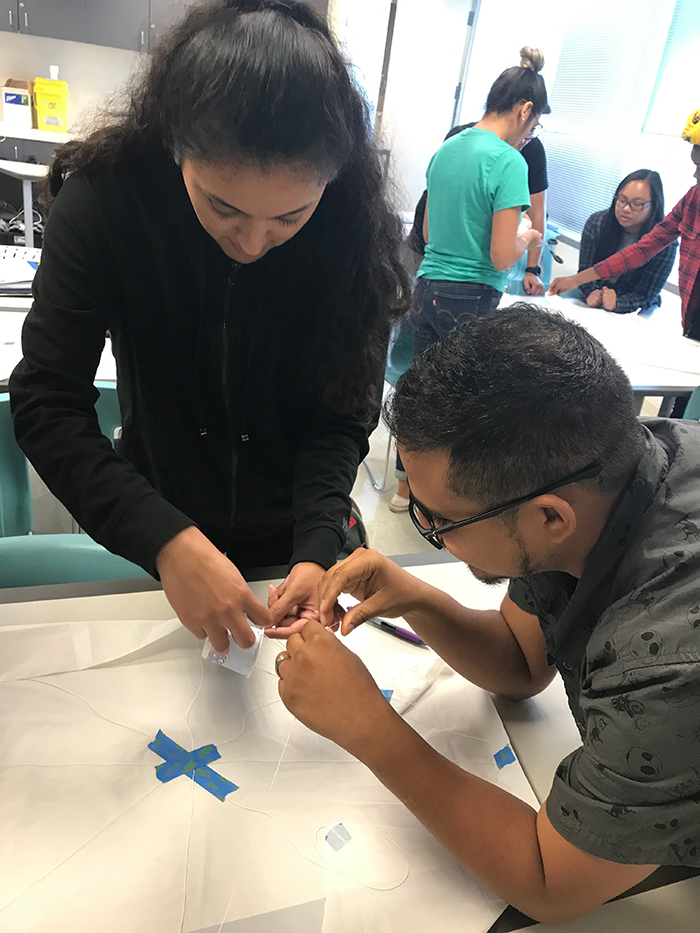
644, 0, 700, 138
545, 0, 676, 235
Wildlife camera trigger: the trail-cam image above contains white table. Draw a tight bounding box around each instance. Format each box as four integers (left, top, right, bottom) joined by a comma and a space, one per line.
0, 159, 48, 249
1, 557, 698, 933
0, 308, 117, 389
500, 294, 700, 414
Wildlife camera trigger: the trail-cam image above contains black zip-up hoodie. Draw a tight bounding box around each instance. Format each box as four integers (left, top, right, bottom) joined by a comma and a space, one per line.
10, 148, 375, 575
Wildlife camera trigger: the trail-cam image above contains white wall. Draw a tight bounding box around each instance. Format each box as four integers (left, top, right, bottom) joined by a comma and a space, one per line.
331, 0, 474, 211
382, 0, 473, 210
0, 31, 140, 133
329, 0, 392, 121
459, 0, 568, 124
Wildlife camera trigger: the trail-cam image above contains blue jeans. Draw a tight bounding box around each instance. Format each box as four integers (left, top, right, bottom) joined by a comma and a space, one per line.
395, 277, 501, 480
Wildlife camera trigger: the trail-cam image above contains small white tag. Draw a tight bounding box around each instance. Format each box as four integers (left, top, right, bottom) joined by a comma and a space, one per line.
325, 823, 352, 852
202, 623, 263, 677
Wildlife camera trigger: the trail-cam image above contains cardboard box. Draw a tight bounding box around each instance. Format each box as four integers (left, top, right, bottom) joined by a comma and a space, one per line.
0, 79, 34, 128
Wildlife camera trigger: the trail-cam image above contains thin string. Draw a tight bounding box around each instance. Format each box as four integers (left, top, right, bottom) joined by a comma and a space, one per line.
1, 762, 151, 768
214, 713, 296, 932
178, 651, 205, 933
225, 794, 411, 892
268, 714, 295, 793
312, 826, 410, 891
216, 699, 282, 748
404, 714, 498, 766
17, 677, 152, 739
0, 784, 161, 915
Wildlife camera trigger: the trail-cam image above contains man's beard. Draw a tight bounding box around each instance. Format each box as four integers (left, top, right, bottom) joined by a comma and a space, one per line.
466, 529, 539, 586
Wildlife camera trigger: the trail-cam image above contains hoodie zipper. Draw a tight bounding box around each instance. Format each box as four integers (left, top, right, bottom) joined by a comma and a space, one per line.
223, 262, 240, 542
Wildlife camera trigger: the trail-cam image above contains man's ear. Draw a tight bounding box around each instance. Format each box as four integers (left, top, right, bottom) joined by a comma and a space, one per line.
528, 494, 577, 545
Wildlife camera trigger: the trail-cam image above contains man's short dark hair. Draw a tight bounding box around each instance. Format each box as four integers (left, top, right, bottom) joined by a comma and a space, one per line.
384, 305, 646, 507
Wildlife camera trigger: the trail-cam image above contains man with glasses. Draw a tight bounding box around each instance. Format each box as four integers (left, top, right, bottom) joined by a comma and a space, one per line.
274, 305, 700, 923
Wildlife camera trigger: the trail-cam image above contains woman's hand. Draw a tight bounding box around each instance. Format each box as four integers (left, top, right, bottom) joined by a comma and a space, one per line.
264, 561, 325, 638
318, 547, 428, 635
517, 212, 533, 237
601, 286, 617, 311
156, 526, 273, 651
276, 620, 396, 756
586, 289, 603, 308
548, 273, 582, 296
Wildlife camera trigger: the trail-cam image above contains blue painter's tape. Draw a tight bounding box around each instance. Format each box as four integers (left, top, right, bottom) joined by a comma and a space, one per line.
381, 689, 394, 702
494, 744, 516, 769
148, 729, 239, 802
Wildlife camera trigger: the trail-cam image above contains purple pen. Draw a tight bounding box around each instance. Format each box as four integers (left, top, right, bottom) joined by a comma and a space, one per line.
367, 617, 427, 647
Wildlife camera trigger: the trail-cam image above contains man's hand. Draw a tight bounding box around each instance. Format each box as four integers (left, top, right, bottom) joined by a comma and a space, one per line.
318, 547, 428, 635
601, 286, 617, 311
265, 561, 325, 639
276, 620, 395, 755
586, 289, 603, 308
523, 272, 544, 295
156, 526, 273, 651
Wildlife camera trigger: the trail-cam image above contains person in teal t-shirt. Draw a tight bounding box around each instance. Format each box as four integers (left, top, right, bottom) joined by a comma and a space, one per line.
392, 54, 551, 509
421, 128, 530, 289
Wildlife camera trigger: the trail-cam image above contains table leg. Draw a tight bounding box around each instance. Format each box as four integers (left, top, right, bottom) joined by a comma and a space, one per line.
22, 178, 33, 249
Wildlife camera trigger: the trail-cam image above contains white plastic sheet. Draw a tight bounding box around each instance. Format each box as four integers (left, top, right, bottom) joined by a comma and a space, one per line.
0, 611, 538, 933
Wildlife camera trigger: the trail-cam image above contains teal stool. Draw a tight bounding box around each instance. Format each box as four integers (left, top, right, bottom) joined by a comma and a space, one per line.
0, 380, 120, 538
681, 386, 700, 420
506, 222, 562, 296
94, 380, 121, 446
0, 533, 149, 588
0, 393, 33, 536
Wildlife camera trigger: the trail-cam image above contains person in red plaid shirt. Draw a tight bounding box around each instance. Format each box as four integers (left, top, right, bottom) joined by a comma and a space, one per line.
551, 109, 700, 340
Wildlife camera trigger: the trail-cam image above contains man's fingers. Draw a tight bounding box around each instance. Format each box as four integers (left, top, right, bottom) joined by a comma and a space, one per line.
340, 594, 387, 636
318, 551, 375, 624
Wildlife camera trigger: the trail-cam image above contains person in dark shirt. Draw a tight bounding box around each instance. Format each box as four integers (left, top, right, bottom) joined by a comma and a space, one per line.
9, 0, 410, 651
577, 169, 676, 314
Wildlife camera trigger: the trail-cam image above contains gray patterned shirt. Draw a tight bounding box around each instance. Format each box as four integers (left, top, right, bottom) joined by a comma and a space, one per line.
509, 419, 700, 866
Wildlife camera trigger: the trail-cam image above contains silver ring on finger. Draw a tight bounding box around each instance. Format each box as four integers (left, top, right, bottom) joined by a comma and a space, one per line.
274, 651, 291, 677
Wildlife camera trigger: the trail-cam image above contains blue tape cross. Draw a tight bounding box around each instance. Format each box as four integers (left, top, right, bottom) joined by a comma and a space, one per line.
148, 729, 239, 802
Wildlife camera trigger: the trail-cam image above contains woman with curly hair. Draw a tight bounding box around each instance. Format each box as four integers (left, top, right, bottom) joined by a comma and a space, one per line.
10, 0, 410, 651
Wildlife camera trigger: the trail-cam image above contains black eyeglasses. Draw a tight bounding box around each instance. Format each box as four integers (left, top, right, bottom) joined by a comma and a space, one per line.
614, 195, 651, 213
408, 462, 603, 550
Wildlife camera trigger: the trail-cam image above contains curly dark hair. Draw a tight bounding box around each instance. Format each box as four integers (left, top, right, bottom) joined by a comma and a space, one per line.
385, 304, 645, 508
44, 0, 410, 415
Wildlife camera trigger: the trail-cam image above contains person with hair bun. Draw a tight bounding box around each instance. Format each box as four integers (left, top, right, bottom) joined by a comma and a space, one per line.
408, 47, 550, 297
9, 0, 411, 651
392, 49, 549, 511
577, 169, 676, 314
